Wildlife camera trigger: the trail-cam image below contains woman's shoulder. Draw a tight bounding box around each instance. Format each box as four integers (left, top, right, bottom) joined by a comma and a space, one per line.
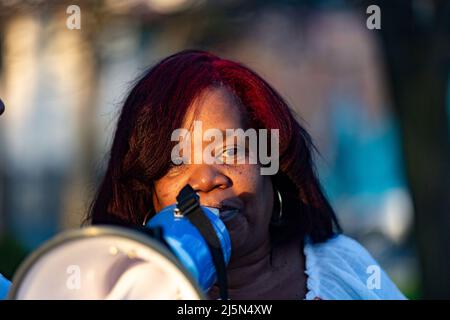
303, 233, 406, 300
305, 233, 378, 266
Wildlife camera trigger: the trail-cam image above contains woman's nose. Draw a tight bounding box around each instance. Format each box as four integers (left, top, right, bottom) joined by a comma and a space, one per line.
187, 164, 232, 193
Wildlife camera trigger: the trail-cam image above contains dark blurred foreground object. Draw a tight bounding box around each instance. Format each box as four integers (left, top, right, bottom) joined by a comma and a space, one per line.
359, 0, 450, 298
0, 98, 5, 115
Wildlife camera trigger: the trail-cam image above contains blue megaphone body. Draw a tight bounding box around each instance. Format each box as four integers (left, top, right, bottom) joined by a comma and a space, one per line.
146, 202, 231, 292
0, 274, 11, 300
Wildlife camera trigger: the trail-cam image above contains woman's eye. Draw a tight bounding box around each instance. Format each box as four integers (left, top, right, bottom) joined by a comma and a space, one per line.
224, 147, 237, 156
218, 145, 246, 163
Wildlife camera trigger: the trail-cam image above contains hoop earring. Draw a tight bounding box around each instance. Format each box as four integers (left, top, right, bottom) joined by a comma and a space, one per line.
142, 213, 149, 226
270, 189, 284, 226
142, 208, 153, 226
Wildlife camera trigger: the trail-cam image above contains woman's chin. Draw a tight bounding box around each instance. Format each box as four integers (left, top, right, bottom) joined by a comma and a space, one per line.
223, 212, 248, 253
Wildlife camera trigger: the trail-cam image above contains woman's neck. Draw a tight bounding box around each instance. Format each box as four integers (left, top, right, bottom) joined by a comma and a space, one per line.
208, 236, 307, 299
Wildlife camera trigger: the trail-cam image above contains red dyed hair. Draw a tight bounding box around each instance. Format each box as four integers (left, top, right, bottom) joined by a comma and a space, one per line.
87, 50, 340, 243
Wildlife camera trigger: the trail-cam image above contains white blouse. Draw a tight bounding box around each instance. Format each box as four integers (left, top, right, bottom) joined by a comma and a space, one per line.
303, 234, 406, 300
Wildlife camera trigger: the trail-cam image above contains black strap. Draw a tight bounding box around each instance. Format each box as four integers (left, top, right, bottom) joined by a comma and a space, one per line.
176, 185, 229, 300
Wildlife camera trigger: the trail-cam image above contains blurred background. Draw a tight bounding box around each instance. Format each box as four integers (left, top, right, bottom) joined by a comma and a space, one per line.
0, 0, 449, 299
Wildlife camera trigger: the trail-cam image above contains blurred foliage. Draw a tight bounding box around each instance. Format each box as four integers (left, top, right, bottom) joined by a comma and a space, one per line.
0, 234, 29, 280
402, 279, 421, 300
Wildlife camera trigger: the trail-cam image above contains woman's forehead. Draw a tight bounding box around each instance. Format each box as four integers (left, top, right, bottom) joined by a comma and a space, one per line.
182, 87, 246, 131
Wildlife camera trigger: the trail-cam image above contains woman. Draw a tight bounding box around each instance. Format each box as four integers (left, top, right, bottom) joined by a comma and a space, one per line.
88, 50, 406, 300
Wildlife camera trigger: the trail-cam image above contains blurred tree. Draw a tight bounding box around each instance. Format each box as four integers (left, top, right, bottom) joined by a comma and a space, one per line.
0, 234, 28, 279
360, 0, 450, 298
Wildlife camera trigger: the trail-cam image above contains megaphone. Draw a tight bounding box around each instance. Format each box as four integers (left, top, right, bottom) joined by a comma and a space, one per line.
7, 185, 231, 300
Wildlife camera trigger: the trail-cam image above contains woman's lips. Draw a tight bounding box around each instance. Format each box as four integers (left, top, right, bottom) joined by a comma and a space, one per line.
204, 201, 243, 222
218, 208, 240, 222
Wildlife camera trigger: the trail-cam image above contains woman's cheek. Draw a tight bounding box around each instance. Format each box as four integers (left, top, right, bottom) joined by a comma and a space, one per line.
234, 165, 267, 203
153, 179, 183, 209
229, 164, 260, 190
